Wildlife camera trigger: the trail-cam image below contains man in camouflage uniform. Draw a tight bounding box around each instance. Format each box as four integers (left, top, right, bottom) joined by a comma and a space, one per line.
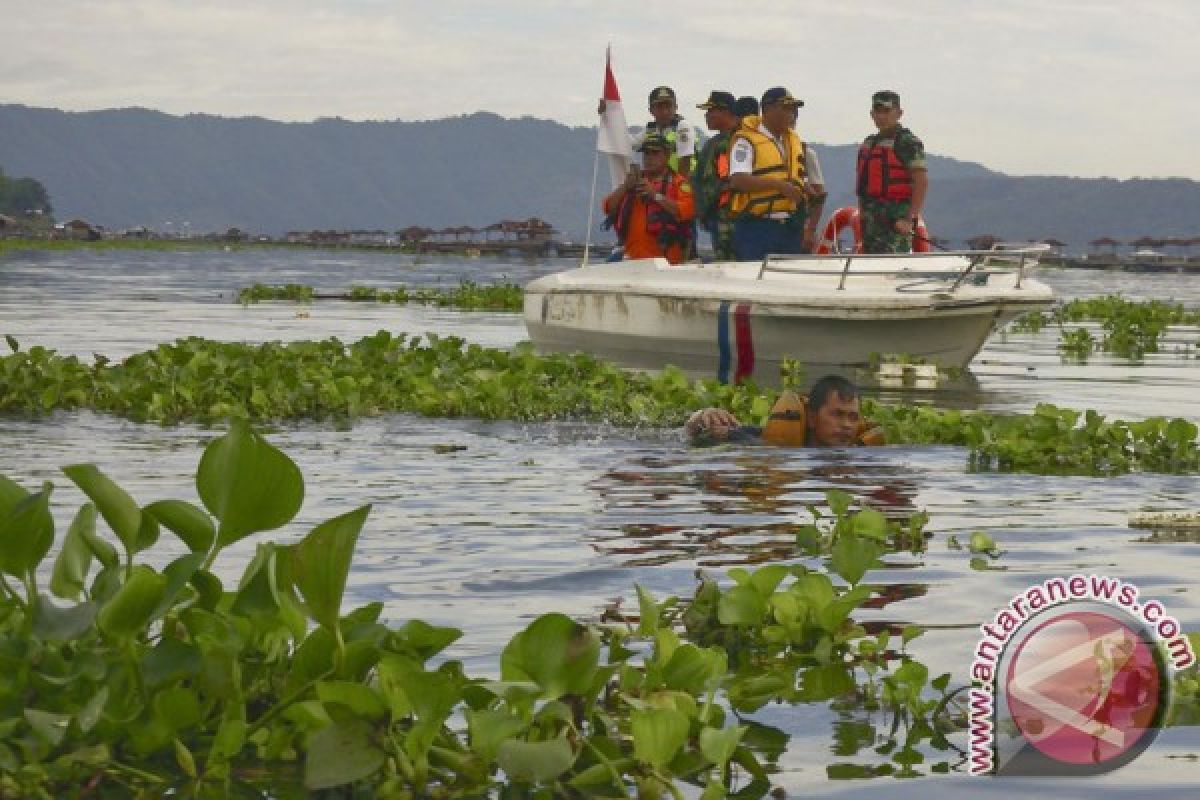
692, 90, 738, 260
855, 90, 928, 254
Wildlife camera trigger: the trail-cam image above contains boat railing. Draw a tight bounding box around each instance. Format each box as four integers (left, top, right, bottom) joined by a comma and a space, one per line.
756, 243, 1051, 291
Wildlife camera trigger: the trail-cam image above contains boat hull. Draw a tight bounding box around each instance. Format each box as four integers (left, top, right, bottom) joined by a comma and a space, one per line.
523, 257, 1054, 385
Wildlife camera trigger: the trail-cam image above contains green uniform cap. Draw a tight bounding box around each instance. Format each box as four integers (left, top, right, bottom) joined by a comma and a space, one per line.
872, 90, 901, 109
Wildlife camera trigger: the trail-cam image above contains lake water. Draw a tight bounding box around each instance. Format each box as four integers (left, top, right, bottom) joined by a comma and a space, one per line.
2, 246, 1198, 797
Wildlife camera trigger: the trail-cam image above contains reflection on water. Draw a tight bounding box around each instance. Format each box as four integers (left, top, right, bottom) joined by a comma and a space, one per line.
2, 250, 1199, 797
592, 451, 921, 568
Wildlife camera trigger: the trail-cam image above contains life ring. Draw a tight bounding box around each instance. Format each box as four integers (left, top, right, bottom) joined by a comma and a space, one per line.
814, 207, 862, 254
815, 206, 932, 254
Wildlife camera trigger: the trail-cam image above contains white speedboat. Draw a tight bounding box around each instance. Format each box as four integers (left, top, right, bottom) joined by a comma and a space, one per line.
523, 247, 1054, 385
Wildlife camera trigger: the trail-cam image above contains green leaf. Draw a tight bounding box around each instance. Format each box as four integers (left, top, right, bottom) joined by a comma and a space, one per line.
316, 681, 388, 721
77, 687, 109, 734
287, 627, 338, 695
631, 708, 689, 769
210, 710, 247, 761
496, 735, 575, 783
142, 637, 202, 688
391, 619, 462, 661
499, 613, 600, 699
968, 531, 998, 554
81, 524, 118, 570
791, 573, 836, 609
569, 761, 626, 790
145, 499, 215, 554
188, 569, 223, 611
154, 553, 205, 619
717, 585, 767, 626
97, 565, 168, 640
826, 489, 853, 518
376, 658, 459, 755
662, 644, 725, 694
636, 584, 660, 636
50, 503, 97, 599
231, 543, 283, 618
466, 709, 527, 762
61, 464, 143, 556
827, 763, 875, 779
831, 533, 882, 586
0, 475, 27, 516
24, 709, 71, 747
747, 564, 789, 598
291, 506, 371, 631
197, 421, 304, 549
796, 664, 856, 702
154, 686, 203, 732
851, 508, 888, 541
0, 481, 54, 577
893, 660, 929, 691
305, 719, 386, 790
175, 738, 198, 779
699, 724, 744, 767
133, 512, 160, 554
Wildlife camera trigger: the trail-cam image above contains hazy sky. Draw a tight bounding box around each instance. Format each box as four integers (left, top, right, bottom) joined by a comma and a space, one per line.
4, 0, 1196, 179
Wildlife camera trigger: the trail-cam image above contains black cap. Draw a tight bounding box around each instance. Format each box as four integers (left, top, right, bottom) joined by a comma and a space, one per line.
761, 87, 803, 108
734, 96, 759, 117
637, 132, 670, 152
697, 90, 736, 111
648, 86, 676, 105
872, 90, 901, 109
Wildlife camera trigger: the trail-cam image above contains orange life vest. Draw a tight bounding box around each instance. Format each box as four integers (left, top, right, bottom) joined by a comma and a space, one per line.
856, 138, 913, 202
760, 390, 885, 447
607, 171, 693, 252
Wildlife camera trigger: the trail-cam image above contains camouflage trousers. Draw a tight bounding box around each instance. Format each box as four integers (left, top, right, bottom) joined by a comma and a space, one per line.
859, 199, 913, 254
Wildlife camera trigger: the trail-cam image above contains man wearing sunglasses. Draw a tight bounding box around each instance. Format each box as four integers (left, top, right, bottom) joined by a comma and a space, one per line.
855, 90, 928, 254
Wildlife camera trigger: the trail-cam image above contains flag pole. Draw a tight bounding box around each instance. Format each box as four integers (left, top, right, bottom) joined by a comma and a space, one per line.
582, 149, 600, 267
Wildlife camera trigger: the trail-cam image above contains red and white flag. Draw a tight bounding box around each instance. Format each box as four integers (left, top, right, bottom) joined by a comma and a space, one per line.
596, 46, 634, 191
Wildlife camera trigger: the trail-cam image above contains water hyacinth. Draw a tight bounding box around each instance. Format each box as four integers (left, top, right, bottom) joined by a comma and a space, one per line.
1, 332, 1198, 476
1010, 295, 1200, 360
236, 281, 524, 311
0, 425, 967, 797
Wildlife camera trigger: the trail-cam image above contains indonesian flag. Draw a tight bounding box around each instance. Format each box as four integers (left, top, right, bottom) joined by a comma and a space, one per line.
596, 47, 634, 190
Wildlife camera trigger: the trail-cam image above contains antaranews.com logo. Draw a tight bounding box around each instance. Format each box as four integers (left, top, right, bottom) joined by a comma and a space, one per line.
968, 574, 1195, 776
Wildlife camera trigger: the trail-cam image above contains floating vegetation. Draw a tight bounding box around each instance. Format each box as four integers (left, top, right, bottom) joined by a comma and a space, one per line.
2, 332, 1199, 476
235, 283, 316, 304
1010, 295, 1200, 360
236, 281, 524, 311
0, 425, 962, 797
867, 402, 1200, 475
1172, 635, 1200, 727
1058, 327, 1096, 360
0, 237, 233, 257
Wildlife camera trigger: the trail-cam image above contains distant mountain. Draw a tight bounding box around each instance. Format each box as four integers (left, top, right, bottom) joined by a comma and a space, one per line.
2, 104, 1197, 250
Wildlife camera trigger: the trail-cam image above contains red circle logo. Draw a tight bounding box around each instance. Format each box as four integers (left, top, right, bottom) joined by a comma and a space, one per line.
1004, 609, 1164, 768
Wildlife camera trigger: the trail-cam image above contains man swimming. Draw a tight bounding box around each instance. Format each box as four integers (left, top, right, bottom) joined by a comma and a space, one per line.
684, 375, 884, 447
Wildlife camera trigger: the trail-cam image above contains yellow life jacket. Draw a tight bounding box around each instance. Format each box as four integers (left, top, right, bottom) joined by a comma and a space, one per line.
760, 390, 886, 447
728, 116, 806, 218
